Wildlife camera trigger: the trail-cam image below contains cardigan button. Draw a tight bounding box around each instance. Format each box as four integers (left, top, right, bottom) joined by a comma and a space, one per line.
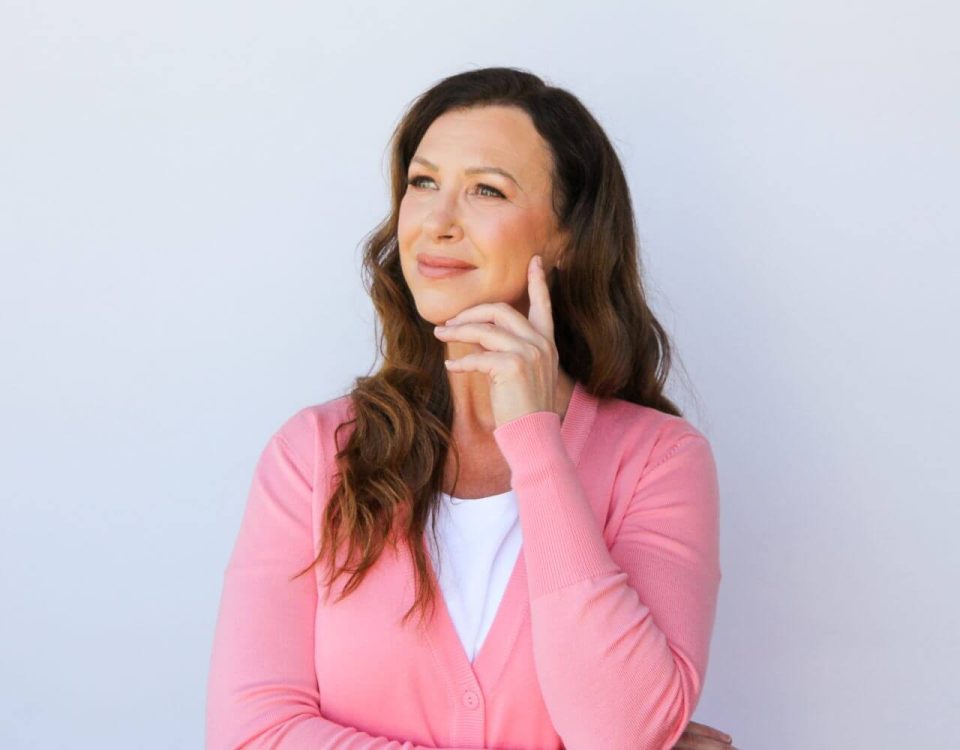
461, 689, 479, 709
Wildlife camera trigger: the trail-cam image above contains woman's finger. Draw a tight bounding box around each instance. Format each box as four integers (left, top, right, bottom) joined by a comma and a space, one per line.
443, 301, 538, 343
433, 321, 532, 353
684, 720, 732, 742
674, 741, 739, 750
673, 719, 734, 748
525, 253, 555, 342
673, 734, 738, 750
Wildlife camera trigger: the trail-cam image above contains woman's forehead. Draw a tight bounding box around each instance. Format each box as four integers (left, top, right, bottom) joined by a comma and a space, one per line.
415, 109, 554, 187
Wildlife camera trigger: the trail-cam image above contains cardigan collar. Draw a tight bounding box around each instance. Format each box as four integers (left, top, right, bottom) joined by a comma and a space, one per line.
415, 378, 600, 708
560, 378, 600, 467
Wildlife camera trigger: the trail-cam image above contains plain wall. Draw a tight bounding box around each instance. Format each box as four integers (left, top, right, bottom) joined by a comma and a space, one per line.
1, 1, 957, 748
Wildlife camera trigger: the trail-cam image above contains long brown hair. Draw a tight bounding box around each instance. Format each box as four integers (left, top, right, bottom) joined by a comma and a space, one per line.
292, 66, 687, 630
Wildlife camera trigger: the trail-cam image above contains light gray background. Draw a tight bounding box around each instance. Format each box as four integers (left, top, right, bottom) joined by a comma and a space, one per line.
2, 2, 957, 748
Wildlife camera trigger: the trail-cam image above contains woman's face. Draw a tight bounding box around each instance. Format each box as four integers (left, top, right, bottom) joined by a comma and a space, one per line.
397, 104, 568, 326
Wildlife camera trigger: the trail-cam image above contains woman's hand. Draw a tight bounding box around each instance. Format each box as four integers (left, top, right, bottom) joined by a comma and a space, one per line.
439, 263, 735, 750
433, 254, 559, 428
673, 720, 737, 749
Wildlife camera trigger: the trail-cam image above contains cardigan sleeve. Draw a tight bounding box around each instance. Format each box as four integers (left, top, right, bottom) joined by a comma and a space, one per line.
491, 411, 721, 750
205, 425, 476, 750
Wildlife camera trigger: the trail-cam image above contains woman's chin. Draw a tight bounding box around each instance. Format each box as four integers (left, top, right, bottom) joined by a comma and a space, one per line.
413, 303, 460, 326
410, 294, 466, 322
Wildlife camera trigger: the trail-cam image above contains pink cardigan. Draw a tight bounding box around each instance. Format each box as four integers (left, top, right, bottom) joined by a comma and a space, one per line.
206, 380, 722, 749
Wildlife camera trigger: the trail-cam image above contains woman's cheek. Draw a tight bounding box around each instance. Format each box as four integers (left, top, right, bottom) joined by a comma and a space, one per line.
396, 210, 417, 248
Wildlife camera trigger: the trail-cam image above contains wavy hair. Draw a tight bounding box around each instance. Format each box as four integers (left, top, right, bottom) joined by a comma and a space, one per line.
292, 66, 688, 630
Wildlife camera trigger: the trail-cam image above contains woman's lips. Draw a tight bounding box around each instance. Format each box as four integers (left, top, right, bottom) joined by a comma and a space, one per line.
417, 260, 475, 279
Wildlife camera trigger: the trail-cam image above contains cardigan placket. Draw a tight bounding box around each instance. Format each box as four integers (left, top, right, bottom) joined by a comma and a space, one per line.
415, 381, 600, 748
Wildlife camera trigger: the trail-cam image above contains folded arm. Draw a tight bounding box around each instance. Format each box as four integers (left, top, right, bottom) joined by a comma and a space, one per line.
492, 412, 722, 750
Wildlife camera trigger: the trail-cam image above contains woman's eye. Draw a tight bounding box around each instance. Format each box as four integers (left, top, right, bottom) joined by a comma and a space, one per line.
405, 175, 504, 199
476, 183, 505, 198
407, 175, 434, 189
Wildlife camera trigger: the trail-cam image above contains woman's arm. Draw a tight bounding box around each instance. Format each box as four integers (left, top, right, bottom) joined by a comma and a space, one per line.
492, 412, 722, 750
205, 426, 473, 750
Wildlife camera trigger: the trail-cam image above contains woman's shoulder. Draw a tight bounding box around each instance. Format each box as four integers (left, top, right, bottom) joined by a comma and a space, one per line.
592, 392, 712, 467
582, 395, 718, 515
269, 392, 356, 473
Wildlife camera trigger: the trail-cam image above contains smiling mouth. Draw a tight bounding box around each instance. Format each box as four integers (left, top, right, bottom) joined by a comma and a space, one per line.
417, 260, 475, 279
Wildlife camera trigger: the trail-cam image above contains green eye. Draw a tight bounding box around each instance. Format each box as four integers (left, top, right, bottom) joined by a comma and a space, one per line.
405, 175, 504, 199
476, 184, 505, 198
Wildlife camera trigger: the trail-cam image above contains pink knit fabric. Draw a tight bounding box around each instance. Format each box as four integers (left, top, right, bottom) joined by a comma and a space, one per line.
206, 380, 721, 749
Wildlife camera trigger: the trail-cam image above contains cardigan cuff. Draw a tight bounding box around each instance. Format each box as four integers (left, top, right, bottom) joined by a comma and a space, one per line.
493, 410, 617, 599
492, 410, 562, 479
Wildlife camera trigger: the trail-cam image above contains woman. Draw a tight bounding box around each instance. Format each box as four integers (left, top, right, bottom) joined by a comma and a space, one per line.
206, 67, 736, 750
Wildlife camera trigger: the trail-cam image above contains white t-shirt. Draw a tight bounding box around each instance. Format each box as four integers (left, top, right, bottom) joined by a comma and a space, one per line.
425, 488, 522, 664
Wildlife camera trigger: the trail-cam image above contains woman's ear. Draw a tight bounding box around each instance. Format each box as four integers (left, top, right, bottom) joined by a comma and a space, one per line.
551, 228, 571, 270
556, 244, 570, 271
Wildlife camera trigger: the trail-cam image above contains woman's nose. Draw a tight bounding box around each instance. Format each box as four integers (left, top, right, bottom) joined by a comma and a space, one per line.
422, 197, 463, 239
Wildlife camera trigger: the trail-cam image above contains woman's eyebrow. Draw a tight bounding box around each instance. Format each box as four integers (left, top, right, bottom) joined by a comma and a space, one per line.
411, 155, 523, 190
